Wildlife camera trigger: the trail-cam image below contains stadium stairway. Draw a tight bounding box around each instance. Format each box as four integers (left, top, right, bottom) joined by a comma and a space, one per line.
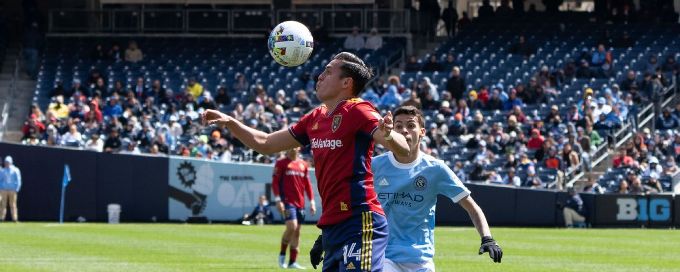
0, 44, 35, 142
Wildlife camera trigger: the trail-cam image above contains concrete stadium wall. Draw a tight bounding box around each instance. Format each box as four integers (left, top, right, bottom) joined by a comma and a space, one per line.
1, 142, 677, 227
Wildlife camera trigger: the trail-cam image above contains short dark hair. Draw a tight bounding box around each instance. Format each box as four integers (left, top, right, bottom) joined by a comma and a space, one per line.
393, 105, 425, 129
333, 52, 374, 95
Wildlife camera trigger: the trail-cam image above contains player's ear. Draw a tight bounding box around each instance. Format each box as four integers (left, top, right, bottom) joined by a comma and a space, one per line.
419, 127, 426, 137
342, 77, 352, 90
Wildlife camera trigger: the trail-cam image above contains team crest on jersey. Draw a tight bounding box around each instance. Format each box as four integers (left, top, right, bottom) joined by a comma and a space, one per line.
413, 175, 427, 191
332, 115, 342, 133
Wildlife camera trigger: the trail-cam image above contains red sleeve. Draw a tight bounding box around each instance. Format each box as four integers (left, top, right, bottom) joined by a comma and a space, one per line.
304, 163, 313, 200
352, 102, 381, 136
271, 160, 283, 198
288, 108, 314, 146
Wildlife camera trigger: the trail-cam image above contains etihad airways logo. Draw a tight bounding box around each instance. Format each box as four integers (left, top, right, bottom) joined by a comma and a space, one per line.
310, 138, 343, 150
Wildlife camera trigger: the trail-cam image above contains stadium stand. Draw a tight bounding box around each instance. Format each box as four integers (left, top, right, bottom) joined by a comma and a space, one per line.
13, 5, 680, 194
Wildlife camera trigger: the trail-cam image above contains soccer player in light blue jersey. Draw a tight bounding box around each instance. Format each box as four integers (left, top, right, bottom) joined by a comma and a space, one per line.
372, 105, 503, 271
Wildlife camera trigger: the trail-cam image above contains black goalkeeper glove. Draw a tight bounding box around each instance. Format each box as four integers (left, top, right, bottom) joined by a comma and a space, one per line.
310, 235, 324, 269
478, 236, 503, 263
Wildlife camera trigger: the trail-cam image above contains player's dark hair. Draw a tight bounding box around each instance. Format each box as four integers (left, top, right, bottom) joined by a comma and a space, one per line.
393, 105, 425, 129
333, 52, 374, 96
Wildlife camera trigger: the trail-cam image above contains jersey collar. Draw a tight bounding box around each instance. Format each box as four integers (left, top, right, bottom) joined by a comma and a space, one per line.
387, 152, 422, 169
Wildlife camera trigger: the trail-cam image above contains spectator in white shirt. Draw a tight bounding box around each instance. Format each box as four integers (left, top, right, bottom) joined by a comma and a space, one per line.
343, 26, 365, 51
61, 124, 83, 147
365, 28, 383, 50
84, 133, 104, 152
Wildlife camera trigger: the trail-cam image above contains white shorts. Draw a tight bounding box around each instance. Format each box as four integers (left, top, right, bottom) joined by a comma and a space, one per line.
384, 258, 435, 272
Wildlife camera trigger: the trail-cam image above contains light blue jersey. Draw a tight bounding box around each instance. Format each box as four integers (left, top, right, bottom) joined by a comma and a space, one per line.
373, 152, 470, 264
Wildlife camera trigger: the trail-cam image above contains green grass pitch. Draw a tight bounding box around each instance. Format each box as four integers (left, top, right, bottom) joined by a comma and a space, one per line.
0, 223, 678, 271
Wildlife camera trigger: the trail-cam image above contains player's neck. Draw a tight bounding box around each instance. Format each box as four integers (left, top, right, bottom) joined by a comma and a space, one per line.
393, 150, 419, 164
324, 96, 354, 114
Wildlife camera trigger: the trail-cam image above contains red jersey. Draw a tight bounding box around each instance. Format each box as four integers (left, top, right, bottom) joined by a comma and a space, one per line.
288, 98, 384, 226
272, 157, 313, 209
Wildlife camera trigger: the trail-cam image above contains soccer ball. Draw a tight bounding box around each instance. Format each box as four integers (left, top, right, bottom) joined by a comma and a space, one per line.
268, 21, 314, 67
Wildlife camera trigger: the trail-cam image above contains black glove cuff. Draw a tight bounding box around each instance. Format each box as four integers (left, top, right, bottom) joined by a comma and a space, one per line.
481, 236, 495, 244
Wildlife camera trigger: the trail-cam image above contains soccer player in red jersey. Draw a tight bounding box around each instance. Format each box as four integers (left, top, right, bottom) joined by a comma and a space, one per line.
202, 52, 410, 271
273, 147, 316, 269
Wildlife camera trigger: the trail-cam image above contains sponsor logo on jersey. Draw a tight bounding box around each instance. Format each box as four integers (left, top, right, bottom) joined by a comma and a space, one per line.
312, 122, 319, 130
310, 138, 343, 150
285, 170, 306, 177
332, 115, 342, 132
340, 201, 349, 211
414, 176, 427, 191
378, 192, 424, 208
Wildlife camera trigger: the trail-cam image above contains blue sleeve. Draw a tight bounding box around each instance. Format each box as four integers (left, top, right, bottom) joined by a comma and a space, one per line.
436, 161, 471, 203
16, 168, 21, 192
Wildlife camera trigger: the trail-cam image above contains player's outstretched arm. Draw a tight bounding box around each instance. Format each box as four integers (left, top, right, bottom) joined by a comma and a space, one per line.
202, 109, 300, 154
373, 111, 410, 157
459, 196, 503, 263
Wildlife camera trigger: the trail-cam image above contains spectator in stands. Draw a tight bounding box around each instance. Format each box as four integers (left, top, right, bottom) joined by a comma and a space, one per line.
124, 40, 143, 63
477, 0, 495, 20
628, 173, 646, 194
292, 90, 312, 113
612, 148, 635, 168
620, 70, 638, 91
562, 187, 586, 228
379, 79, 403, 109
576, 60, 594, 78
22, 113, 45, 140
644, 175, 663, 194
457, 11, 471, 30
47, 95, 70, 120
364, 28, 383, 51
401, 89, 421, 109
422, 55, 443, 72
441, 53, 457, 72
661, 55, 679, 74
524, 166, 543, 188
84, 133, 104, 152
645, 55, 658, 74
404, 55, 421, 72
583, 177, 605, 194
664, 156, 678, 176
147, 80, 165, 102
420, 0, 441, 39
91, 43, 107, 61
30, 104, 46, 123
561, 143, 580, 172
130, 77, 146, 99
495, 0, 513, 18
103, 96, 123, 118
503, 90, 523, 111
108, 42, 122, 62
590, 44, 610, 68
509, 35, 533, 58
527, 129, 545, 150
232, 73, 250, 94
343, 26, 365, 51
119, 139, 141, 155
50, 80, 66, 98
446, 66, 465, 101
502, 167, 522, 186
657, 108, 680, 130
60, 123, 82, 147
643, 157, 663, 178
70, 79, 87, 98
214, 86, 230, 107
185, 78, 204, 101
441, 1, 458, 37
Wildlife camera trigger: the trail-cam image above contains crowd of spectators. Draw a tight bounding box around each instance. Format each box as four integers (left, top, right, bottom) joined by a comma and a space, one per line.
18, 2, 680, 193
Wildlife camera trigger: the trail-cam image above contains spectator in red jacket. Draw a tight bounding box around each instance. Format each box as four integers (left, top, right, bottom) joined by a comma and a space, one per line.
612, 148, 635, 168
527, 129, 545, 150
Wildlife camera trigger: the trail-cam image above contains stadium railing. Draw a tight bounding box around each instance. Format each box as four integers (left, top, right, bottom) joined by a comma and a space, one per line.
565, 75, 679, 188
0, 57, 20, 141
48, 8, 411, 34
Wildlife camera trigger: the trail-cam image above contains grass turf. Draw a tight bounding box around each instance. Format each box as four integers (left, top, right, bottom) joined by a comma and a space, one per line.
0, 223, 677, 271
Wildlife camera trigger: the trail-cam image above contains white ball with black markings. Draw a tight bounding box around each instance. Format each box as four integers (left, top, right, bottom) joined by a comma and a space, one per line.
268, 21, 314, 67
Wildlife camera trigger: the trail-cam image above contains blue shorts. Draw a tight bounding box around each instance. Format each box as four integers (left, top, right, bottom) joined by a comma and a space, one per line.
284, 203, 305, 222
321, 211, 388, 272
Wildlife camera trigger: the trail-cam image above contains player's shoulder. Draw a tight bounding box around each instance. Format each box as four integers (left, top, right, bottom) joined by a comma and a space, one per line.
344, 98, 377, 111
372, 152, 390, 164
420, 153, 449, 169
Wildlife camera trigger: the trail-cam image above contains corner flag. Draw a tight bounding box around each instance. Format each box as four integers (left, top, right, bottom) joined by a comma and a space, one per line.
60, 164, 71, 223
62, 164, 71, 188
